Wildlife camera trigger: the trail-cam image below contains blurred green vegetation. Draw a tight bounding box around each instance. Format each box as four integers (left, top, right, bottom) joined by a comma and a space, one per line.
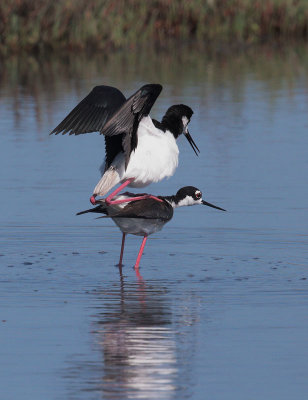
1, 0, 308, 54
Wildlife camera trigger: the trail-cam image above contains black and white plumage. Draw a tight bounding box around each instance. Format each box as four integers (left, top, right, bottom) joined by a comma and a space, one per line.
51, 84, 199, 205
77, 186, 225, 269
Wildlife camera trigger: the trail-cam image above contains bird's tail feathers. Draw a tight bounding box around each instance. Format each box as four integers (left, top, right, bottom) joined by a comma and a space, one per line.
76, 205, 107, 216
93, 167, 121, 196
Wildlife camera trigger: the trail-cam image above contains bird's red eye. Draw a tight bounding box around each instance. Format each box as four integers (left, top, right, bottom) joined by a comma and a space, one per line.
195, 191, 201, 199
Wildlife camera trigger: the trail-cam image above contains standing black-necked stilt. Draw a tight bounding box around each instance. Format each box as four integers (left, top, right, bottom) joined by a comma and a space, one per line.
77, 186, 225, 269
51, 84, 199, 206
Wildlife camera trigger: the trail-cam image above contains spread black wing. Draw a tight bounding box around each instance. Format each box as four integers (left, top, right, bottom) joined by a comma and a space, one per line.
101, 84, 162, 168
51, 84, 162, 170
50, 85, 126, 135
101, 84, 162, 137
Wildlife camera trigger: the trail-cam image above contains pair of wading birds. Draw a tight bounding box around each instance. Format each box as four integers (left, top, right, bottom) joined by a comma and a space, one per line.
51, 84, 225, 269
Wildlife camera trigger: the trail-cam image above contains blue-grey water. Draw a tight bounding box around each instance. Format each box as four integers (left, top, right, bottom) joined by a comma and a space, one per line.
1, 47, 308, 400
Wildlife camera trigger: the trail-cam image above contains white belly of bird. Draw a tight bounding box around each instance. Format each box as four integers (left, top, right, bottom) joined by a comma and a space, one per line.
112, 217, 167, 236
93, 117, 179, 196
120, 116, 179, 188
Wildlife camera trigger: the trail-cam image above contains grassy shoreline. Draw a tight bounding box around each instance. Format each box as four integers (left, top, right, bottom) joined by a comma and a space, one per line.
1, 0, 308, 54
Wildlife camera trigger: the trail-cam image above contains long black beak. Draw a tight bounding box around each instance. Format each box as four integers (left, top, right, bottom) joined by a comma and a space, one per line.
202, 200, 226, 211
184, 130, 200, 156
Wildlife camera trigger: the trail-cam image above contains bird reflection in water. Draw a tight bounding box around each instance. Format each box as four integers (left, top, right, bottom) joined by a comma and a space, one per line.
93, 267, 178, 399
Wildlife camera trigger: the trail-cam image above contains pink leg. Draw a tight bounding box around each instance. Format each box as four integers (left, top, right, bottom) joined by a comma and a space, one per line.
90, 179, 134, 205
105, 179, 134, 204
135, 268, 143, 280
109, 194, 163, 205
134, 235, 148, 269
118, 233, 126, 266
90, 178, 163, 205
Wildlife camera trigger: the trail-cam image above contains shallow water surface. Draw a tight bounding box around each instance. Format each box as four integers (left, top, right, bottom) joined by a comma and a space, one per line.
1, 47, 308, 399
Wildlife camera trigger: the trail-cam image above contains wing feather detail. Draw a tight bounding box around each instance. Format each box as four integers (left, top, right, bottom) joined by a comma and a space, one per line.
100, 84, 162, 167
77, 197, 173, 222
50, 85, 126, 135
51, 83, 163, 169
101, 84, 162, 137
108, 198, 173, 221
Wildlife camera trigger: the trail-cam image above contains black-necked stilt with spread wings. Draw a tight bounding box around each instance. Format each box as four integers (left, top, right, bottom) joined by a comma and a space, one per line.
51, 84, 199, 206
77, 186, 225, 269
